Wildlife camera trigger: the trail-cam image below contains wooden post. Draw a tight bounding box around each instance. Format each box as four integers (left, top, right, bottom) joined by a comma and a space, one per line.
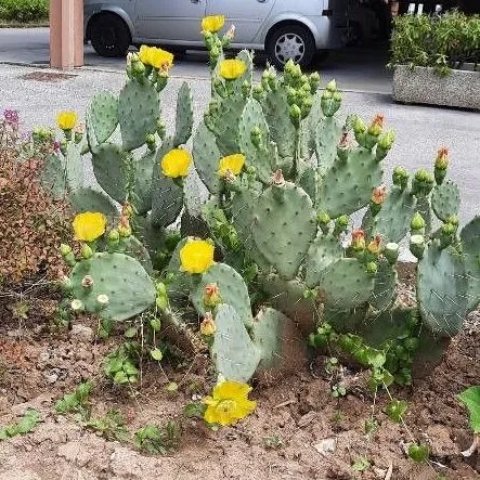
50, 0, 84, 69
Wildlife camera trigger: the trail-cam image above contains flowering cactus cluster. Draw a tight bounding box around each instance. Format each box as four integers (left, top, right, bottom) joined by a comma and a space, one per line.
52, 17, 480, 388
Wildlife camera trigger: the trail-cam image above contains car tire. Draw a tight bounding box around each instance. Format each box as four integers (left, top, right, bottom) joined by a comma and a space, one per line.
266, 24, 316, 69
89, 13, 131, 58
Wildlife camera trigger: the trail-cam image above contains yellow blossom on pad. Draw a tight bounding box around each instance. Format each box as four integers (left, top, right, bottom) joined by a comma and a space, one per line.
180, 239, 214, 274
203, 381, 257, 426
138, 45, 153, 65
219, 59, 247, 80
73, 212, 106, 242
56, 111, 77, 130
218, 154, 246, 177
161, 148, 192, 178
201, 15, 225, 33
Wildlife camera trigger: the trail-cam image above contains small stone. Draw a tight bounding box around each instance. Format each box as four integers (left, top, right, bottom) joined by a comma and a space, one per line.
70, 324, 94, 342
426, 424, 459, 457
37, 351, 50, 363
298, 411, 317, 428
45, 372, 59, 384
313, 437, 337, 456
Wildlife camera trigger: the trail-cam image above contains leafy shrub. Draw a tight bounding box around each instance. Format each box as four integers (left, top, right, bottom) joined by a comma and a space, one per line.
0, 0, 48, 22
390, 11, 480, 74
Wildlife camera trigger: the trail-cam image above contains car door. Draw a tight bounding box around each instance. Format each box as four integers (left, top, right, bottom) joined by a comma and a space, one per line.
206, 0, 276, 45
134, 0, 206, 43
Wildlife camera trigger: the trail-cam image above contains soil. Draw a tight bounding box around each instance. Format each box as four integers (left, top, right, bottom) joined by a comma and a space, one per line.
1, 281, 480, 480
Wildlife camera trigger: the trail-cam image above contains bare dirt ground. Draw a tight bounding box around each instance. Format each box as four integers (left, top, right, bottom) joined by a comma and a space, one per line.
1, 286, 480, 480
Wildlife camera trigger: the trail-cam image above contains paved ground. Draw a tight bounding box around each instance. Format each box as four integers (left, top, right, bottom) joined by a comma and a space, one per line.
0, 27, 479, 227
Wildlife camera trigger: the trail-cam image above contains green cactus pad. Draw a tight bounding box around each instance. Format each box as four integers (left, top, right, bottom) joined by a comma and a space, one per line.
118, 79, 159, 151
211, 304, 260, 383
369, 258, 397, 311
173, 82, 193, 146
298, 166, 322, 206
87, 91, 118, 144
417, 244, 468, 336
70, 252, 155, 321
253, 182, 316, 279
317, 147, 383, 218
415, 196, 433, 234
91, 143, 129, 204
323, 304, 368, 334
64, 143, 85, 192
163, 237, 194, 302
251, 308, 307, 378
314, 116, 343, 172
320, 258, 375, 310
460, 216, 480, 311
431, 180, 460, 222
193, 121, 222, 194
304, 234, 343, 288
132, 150, 155, 215
69, 187, 118, 220
118, 235, 153, 274
151, 139, 184, 228
261, 89, 296, 161
40, 153, 67, 199
191, 263, 253, 328
364, 187, 417, 243
259, 273, 317, 334
238, 98, 276, 183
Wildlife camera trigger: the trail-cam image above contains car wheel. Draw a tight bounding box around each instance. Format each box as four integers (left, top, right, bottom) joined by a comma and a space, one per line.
90, 13, 131, 57
266, 24, 316, 69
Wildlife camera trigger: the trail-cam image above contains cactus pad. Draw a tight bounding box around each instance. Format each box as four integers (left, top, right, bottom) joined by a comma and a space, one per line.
211, 304, 260, 383
69, 187, 118, 220
70, 252, 156, 321
118, 79, 159, 151
253, 182, 316, 279
132, 150, 155, 215
417, 244, 468, 336
87, 91, 118, 144
369, 258, 397, 311
193, 121, 222, 194
191, 263, 253, 327
304, 234, 343, 288
314, 116, 343, 172
431, 180, 460, 222
460, 216, 480, 311
173, 82, 193, 146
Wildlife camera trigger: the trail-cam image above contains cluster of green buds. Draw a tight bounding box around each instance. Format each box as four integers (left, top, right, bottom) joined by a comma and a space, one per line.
434, 147, 449, 185
410, 212, 426, 235
155, 281, 168, 311
128, 46, 173, 92
320, 79, 342, 118
439, 216, 458, 249
412, 169, 435, 196
364, 114, 385, 149
346, 229, 378, 274
60, 244, 76, 267
376, 129, 395, 161
283, 60, 320, 126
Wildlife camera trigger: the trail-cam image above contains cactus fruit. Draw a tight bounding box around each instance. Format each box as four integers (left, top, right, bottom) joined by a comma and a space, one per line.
69, 252, 156, 321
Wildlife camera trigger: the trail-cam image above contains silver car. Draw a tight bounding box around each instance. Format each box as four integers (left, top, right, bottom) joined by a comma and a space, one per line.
85, 0, 348, 68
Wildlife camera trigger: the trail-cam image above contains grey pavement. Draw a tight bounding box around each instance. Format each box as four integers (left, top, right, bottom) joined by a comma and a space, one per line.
0, 27, 479, 227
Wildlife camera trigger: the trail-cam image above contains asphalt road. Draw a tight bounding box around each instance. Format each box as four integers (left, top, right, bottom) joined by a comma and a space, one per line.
1, 27, 479, 229
0, 27, 392, 93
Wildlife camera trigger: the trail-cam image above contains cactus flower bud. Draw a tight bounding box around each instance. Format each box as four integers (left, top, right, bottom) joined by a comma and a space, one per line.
81, 243, 93, 260
156, 282, 167, 296
412, 169, 435, 196
351, 229, 366, 251
410, 212, 426, 234
434, 147, 449, 184
368, 114, 384, 137
251, 126, 262, 148
353, 117, 367, 135
200, 312, 217, 336
108, 229, 120, 243
376, 130, 396, 161
384, 242, 400, 265
289, 104, 302, 127
440, 222, 457, 248
60, 243, 72, 257
203, 283, 222, 309
334, 215, 349, 236
326, 79, 337, 92
392, 166, 409, 190
309, 72, 321, 92
71, 299, 84, 312
156, 119, 166, 140
59, 275, 73, 292
252, 84, 264, 101
81, 275, 94, 288
446, 214, 459, 227
366, 261, 378, 275
145, 133, 156, 145
156, 295, 168, 311
272, 169, 285, 186
410, 235, 425, 259
132, 60, 146, 77
118, 225, 132, 238
317, 211, 331, 233
367, 235, 382, 256
370, 185, 387, 216
96, 294, 109, 308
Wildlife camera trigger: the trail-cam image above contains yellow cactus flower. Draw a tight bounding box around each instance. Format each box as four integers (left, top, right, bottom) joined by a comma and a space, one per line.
180, 239, 215, 274
219, 59, 247, 80
218, 154, 246, 177
203, 380, 257, 426
200, 312, 217, 336
201, 15, 225, 33
72, 212, 106, 243
138, 45, 153, 65
161, 148, 192, 178
56, 111, 78, 131
149, 47, 174, 71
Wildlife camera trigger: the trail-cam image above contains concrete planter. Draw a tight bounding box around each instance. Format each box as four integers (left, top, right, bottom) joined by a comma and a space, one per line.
392, 65, 480, 110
